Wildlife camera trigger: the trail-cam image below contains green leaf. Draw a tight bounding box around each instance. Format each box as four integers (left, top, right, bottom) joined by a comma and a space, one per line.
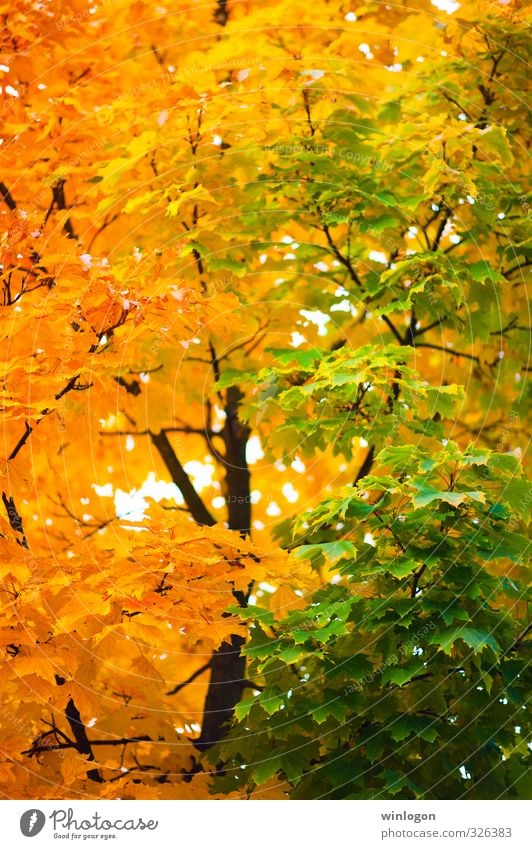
330, 653, 373, 682
424, 384, 465, 416
214, 367, 255, 390
465, 260, 504, 283
313, 618, 349, 641
389, 715, 438, 743
480, 530, 530, 562
474, 125, 513, 165
234, 697, 257, 720
385, 556, 418, 579
366, 732, 386, 762
311, 699, 347, 724
268, 347, 321, 370
293, 541, 357, 565
278, 644, 303, 663
379, 769, 421, 796
375, 190, 397, 207
499, 478, 532, 520
259, 687, 285, 716
430, 626, 500, 655
488, 454, 520, 476
251, 757, 282, 785
245, 627, 275, 660
462, 450, 491, 466
409, 481, 486, 510
280, 745, 313, 783
292, 629, 312, 645
381, 659, 426, 687
379, 444, 420, 469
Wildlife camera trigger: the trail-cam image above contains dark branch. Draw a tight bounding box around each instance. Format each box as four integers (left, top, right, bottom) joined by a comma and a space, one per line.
64, 697, 103, 782
23, 735, 151, 757
214, 0, 229, 25
55, 374, 81, 401
87, 213, 119, 251
432, 207, 451, 252
441, 92, 472, 122
44, 180, 77, 239
504, 623, 532, 656
415, 316, 446, 337
0, 181, 17, 210
318, 209, 362, 289
149, 429, 216, 526
317, 207, 405, 344
415, 342, 480, 364
166, 661, 211, 696
99, 426, 213, 437
114, 375, 141, 396
8, 420, 33, 460
354, 445, 375, 484
503, 258, 531, 280
1, 492, 28, 548
382, 314, 405, 345
410, 563, 427, 598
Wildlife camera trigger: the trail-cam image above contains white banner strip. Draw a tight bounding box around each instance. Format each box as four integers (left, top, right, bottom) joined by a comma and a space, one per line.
2, 800, 528, 848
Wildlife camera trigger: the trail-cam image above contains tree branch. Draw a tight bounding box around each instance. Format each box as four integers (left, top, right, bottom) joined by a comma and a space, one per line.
214, 0, 229, 26
432, 207, 451, 251
415, 316, 447, 337
44, 179, 77, 240
193, 634, 246, 751
55, 374, 81, 400
1, 492, 28, 548
318, 209, 362, 288
99, 426, 214, 437
8, 420, 33, 460
504, 623, 532, 656
414, 342, 480, 364
382, 314, 405, 345
503, 258, 531, 280
441, 92, 472, 122
354, 445, 375, 484
166, 661, 211, 695
0, 181, 17, 210
149, 429, 216, 526
114, 375, 141, 396
23, 735, 151, 757
64, 697, 103, 782
317, 207, 405, 344
410, 563, 427, 598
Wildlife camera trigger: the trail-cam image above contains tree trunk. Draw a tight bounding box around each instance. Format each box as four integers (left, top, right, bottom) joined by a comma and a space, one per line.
193, 633, 246, 751
194, 386, 251, 750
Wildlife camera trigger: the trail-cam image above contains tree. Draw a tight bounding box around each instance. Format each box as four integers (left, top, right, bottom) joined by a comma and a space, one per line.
0, 0, 529, 800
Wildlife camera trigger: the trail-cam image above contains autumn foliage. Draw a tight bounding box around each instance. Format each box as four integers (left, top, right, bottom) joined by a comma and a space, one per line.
0, 0, 530, 800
